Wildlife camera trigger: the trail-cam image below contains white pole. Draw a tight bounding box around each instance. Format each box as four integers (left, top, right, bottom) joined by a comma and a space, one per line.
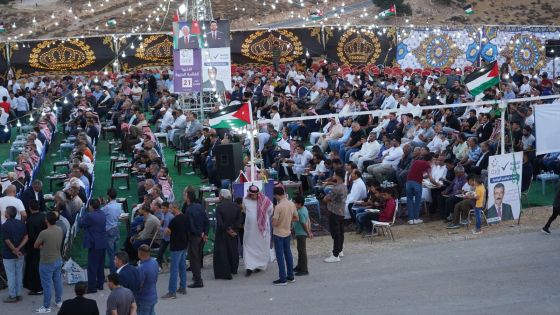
248, 101, 257, 182
500, 100, 506, 155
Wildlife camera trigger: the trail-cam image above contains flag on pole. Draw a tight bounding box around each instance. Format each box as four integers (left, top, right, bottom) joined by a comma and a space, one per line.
106, 18, 117, 27
378, 5, 396, 19
208, 103, 252, 129
235, 170, 249, 183
464, 4, 474, 15
464, 61, 500, 97
191, 19, 203, 48
173, 10, 179, 22
309, 9, 324, 21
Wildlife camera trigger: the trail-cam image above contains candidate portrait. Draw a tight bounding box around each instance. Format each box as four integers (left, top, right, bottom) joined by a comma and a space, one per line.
487, 183, 514, 221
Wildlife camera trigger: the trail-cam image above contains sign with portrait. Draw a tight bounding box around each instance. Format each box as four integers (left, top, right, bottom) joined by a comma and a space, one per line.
486, 152, 523, 223
120, 34, 173, 72
201, 47, 232, 93
324, 28, 396, 66
173, 49, 202, 93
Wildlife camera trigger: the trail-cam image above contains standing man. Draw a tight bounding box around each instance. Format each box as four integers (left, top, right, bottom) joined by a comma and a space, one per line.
24, 200, 46, 296
136, 244, 158, 315
114, 252, 140, 298
542, 187, 560, 234
243, 185, 274, 276
406, 154, 435, 225
0, 185, 26, 224
79, 199, 107, 293
271, 187, 298, 286
161, 202, 188, 299
185, 191, 209, 288
324, 169, 348, 263
57, 282, 99, 315
213, 189, 242, 280
2, 206, 28, 303
101, 188, 122, 274
20, 179, 45, 214
34, 212, 64, 314
106, 273, 137, 315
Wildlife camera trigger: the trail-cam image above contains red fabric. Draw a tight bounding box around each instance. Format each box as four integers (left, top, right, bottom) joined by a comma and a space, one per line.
406, 160, 431, 183
0, 102, 10, 114
379, 198, 396, 222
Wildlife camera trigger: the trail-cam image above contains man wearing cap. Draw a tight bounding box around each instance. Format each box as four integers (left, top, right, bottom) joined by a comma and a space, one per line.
243, 185, 273, 277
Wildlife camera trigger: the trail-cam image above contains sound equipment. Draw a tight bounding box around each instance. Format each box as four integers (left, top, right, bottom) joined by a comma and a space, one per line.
214, 143, 244, 181
545, 40, 560, 58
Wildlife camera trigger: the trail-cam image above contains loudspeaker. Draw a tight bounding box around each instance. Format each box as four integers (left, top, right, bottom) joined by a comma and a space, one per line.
215, 143, 244, 181
545, 40, 560, 58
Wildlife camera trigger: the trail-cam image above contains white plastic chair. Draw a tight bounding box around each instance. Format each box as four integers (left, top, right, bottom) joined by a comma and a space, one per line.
369, 199, 399, 242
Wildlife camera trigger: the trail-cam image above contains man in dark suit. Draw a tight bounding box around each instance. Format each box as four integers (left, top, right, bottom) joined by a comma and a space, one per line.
57, 282, 99, 315
79, 199, 107, 293
20, 179, 45, 213
178, 25, 200, 49
202, 66, 227, 92
487, 183, 514, 221
114, 251, 140, 298
476, 113, 493, 143
470, 141, 491, 174
204, 20, 227, 47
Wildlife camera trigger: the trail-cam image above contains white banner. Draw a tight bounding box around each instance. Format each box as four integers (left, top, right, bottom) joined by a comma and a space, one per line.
486, 152, 523, 223
201, 47, 232, 93
534, 103, 560, 156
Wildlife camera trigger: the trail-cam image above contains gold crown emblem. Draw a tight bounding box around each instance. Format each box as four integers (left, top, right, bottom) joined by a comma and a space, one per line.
337, 30, 382, 65
136, 35, 173, 62
241, 30, 303, 63
343, 34, 374, 64
29, 40, 95, 71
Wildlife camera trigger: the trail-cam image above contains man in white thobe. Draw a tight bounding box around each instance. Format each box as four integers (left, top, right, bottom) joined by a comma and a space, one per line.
243, 185, 274, 276
350, 132, 381, 171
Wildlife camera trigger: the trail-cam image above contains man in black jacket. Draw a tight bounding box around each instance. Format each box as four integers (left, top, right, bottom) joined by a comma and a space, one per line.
185, 190, 209, 288
57, 282, 99, 315
20, 179, 45, 214
476, 114, 493, 143
114, 251, 140, 297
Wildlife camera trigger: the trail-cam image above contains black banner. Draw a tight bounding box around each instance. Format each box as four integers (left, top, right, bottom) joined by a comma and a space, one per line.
230, 27, 324, 64
119, 34, 173, 72
0, 43, 9, 81
324, 28, 397, 66
10, 36, 116, 78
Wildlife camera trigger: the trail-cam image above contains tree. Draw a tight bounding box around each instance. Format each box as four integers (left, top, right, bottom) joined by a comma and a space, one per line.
372, 0, 413, 16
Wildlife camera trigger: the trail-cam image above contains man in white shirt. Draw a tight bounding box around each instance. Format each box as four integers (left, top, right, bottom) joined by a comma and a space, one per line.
346, 169, 368, 219
159, 107, 174, 132
0, 185, 26, 224
367, 137, 404, 182
284, 144, 313, 179
0, 83, 9, 101
167, 110, 187, 145
380, 89, 397, 110
350, 132, 381, 171
427, 123, 449, 153
314, 74, 328, 89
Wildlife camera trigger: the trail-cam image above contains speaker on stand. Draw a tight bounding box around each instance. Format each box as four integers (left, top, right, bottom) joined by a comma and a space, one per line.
214, 143, 244, 181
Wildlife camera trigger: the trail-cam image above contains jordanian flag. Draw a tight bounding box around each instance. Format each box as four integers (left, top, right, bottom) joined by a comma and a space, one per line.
465, 61, 500, 97
464, 4, 474, 15
106, 18, 117, 27
209, 103, 252, 129
378, 5, 396, 18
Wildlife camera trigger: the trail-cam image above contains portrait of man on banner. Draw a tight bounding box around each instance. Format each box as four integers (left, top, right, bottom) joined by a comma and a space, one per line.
486, 152, 523, 223
487, 183, 514, 221
204, 20, 230, 48
174, 21, 203, 49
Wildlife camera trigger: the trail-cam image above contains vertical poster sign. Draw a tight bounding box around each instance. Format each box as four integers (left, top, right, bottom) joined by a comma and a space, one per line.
486, 152, 523, 223
173, 49, 202, 93
201, 47, 232, 92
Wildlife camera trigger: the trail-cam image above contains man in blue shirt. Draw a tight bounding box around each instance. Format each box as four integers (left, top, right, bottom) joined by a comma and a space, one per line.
328, 118, 353, 153
136, 244, 158, 315
2, 206, 28, 303
79, 199, 107, 293
156, 202, 174, 270
101, 188, 122, 274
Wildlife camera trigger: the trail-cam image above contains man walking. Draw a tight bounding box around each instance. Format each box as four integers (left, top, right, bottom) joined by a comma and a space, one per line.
114, 252, 140, 298
101, 188, 122, 274
136, 244, 158, 315
271, 187, 298, 285
24, 200, 46, 295
79, 199, 107, 293
106, 273, 137, 315
185, 191, 209, 288
161, 202, 188, 299
324, 169, 348, 263
2, 206, 28, 303
213, 189, 242, 280
34, 212, 64, 314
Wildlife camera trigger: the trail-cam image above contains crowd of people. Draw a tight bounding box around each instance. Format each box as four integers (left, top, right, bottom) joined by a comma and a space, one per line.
0, 54, 559, 314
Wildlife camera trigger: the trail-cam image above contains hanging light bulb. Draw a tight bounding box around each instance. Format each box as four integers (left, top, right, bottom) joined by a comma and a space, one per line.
305, 50, 310, 57
73, 90, 78, 97
104, 70, 109, 75
16, 120, 21, 127
63, 97, 68, 104
41, 111, 46, 117
3, 125, 7, 133
94, 76, 99, 83
121, 51, 126, 58
29, 115, 34, 122
131, 43, 135, 49
53, 104, 57, 111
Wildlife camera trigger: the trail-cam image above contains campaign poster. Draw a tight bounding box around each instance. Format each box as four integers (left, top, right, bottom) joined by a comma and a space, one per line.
173, 49, 202, 93
486, 152, 523, 223
201, 47, 232, 92
174, 21, 203, 49
201, 20, 230, 48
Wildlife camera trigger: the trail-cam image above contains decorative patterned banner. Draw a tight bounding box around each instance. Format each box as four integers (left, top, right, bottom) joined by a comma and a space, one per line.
120, 34, 173, 72
324, 28, 396, 66
0, 43, 9, 81
397, 26, 478, 69
486, 26, 560, 75
10, 37, 115, 77
230, 28, 321, 64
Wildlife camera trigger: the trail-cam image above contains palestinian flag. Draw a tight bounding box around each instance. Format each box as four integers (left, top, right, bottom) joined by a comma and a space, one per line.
378, 5, 396, 18
309, 9, 324, 21
209, 103, 252, 129
0, 22, 5, 33
106, 18, 117, 27
464, 4, 474, 15
465, 61, 500, 97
